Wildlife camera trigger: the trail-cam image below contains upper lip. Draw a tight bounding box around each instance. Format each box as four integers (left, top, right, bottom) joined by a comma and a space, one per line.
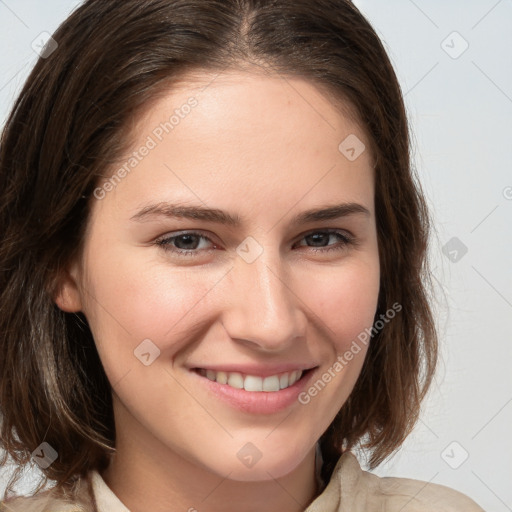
190, 364, 318, 377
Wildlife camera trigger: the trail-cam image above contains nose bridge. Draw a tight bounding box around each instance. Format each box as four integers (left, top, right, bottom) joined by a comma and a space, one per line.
223, 237, 305, 350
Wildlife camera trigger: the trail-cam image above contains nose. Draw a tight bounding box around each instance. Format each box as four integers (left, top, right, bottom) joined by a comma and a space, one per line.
220, 244, 307, 353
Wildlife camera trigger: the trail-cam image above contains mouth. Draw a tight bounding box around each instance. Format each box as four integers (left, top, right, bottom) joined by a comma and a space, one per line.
190, 366, 317, 414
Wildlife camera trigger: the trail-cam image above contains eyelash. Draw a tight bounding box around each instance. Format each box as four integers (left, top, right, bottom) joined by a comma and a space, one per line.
154, 229, 356, 258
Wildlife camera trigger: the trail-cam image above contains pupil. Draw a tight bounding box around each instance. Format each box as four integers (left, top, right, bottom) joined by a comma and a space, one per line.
177, 235, 198, 249
309, 233, 328, 247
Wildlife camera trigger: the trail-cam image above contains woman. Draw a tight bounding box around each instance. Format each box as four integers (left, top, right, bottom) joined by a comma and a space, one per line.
0, 1, 485, 510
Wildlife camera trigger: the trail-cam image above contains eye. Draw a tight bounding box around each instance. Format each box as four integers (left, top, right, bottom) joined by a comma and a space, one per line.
155, 231, 216, 257
155, 229, 355, 258
293, 229, 355, 253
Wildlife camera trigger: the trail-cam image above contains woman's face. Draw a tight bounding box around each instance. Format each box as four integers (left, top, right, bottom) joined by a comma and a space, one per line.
59, 70, 380, 481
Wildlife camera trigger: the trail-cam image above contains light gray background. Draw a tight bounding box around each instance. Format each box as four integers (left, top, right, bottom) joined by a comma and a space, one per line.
0, 1, 511, 510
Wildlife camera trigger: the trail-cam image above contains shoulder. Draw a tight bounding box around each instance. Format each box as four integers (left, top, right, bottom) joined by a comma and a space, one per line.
307, 452, 486, 512
366, 472, 485, 511
0, 478, 92, 512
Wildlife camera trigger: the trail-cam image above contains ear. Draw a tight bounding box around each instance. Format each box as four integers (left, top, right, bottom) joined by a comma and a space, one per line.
53, 261, 83, 313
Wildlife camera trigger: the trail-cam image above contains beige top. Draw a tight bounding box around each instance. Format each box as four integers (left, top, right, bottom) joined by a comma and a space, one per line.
0, 452, 485, 512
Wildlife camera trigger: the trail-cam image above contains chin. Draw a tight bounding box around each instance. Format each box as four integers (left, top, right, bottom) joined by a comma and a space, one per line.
198, 440, 312, 483
223, 459, 303, 482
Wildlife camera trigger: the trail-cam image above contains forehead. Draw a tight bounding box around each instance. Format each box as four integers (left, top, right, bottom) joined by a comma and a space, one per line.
92, 69, 375, 225
137, 68, 368, 148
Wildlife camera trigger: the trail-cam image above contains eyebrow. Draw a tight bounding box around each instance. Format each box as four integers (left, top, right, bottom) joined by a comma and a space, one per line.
130, 201, 371, 227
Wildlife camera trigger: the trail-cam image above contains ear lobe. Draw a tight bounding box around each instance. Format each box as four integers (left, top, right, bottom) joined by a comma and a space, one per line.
53, 263, 83, 313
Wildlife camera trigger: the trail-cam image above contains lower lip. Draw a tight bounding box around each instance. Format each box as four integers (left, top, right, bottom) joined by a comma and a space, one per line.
190, 368, 316, 414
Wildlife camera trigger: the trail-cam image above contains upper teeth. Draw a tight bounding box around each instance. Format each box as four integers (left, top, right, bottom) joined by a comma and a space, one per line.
199, 369, 303, 392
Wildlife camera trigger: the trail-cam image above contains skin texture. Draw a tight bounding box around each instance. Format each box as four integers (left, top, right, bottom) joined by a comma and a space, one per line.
55, 69, 380, 512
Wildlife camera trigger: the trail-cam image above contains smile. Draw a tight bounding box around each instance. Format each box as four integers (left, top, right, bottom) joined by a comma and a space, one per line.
196, 368, 303, 392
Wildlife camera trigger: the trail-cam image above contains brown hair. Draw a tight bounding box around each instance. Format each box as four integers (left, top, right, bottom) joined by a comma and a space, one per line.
0, 0, 438, 499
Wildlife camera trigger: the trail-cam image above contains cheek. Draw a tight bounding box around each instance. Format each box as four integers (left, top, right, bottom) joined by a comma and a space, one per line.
302, 258, 380, 352
81, 249, 225, 355
289, 260, 379, 446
